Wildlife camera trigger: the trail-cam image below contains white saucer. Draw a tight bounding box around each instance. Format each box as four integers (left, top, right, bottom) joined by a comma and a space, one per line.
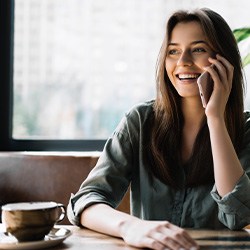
0, 227, 71, 250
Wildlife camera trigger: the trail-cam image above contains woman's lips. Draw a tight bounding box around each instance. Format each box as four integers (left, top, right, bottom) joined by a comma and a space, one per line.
177, 73, 200, 80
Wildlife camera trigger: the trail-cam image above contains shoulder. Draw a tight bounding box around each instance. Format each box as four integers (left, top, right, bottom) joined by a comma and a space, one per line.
125, 100, 155, 120
114, 100, 155, 136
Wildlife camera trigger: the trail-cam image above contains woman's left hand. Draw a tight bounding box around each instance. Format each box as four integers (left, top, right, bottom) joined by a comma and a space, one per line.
204, 54, 233, 120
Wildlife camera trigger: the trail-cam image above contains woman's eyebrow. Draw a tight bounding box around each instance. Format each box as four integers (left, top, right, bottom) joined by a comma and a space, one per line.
192, 40, 208, 45
168, 40, 208, 46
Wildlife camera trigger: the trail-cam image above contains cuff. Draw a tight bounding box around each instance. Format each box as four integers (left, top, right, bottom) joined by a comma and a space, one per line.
67, 193, 114, 226
211, 172, 250, 214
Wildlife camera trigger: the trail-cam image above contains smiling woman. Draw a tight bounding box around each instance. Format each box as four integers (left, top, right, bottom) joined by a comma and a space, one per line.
67, 8, 250, 250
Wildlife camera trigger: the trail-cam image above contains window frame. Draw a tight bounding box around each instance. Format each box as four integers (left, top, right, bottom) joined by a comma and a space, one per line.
0, 0, 105, 151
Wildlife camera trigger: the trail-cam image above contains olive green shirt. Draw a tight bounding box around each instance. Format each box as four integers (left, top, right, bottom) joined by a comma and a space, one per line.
67, 100, 250, 230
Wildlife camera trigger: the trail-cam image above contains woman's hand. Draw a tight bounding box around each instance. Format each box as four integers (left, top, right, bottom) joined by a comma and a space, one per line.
120, 219, 199, 250
204, 54, 233, 120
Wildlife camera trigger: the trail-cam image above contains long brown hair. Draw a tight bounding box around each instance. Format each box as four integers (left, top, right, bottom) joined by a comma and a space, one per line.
144, 8, 245, 188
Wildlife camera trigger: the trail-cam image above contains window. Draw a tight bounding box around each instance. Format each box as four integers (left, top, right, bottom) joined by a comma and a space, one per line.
12, 0, 161, 141
1, 0, 250, 151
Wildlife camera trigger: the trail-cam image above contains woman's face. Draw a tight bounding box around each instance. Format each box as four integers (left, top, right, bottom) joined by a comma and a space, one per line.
165, 21, 214, 99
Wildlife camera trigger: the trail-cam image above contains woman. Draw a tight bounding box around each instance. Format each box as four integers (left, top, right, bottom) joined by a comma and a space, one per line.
68, 8, 250, 250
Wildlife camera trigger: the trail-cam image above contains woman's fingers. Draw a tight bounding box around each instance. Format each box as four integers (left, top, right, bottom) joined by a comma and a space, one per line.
121, 220, 199, 250
148, 222, 199, 250
149, 231, 187, 250
207, 54, 233, 90
140, 235, 167, 250
203, 54, 233, 117
163, 225, 198, 249
208, 58, 226, 83
216, 54, 234, 90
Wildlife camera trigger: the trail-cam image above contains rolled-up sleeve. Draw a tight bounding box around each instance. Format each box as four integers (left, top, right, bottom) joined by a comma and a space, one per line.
211, 173, 250, 230
67, 116, 135, 226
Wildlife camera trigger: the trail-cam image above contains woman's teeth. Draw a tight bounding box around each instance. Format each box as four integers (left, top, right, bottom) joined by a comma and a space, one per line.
178, 74, 199, 80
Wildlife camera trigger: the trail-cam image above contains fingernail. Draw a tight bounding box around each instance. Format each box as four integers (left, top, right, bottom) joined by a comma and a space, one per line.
190, 247, 198, 250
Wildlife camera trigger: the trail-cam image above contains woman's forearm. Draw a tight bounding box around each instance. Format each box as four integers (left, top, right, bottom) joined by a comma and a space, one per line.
80, 203, 139, 238
207, 117, 244, 197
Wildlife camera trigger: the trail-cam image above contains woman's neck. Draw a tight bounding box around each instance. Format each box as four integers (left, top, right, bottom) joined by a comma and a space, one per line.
181, 98, 205, 127
181, 98, 205, 163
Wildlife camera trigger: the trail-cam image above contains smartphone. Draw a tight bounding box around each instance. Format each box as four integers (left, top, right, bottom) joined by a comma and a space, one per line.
197, 71, 214, 108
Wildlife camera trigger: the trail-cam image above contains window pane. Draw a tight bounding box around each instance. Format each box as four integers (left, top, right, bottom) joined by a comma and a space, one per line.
13, 0, 162, 139
13, 0, 250, 140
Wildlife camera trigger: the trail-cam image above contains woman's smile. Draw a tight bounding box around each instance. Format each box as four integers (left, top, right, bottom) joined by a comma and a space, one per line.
176, 72, 201, 83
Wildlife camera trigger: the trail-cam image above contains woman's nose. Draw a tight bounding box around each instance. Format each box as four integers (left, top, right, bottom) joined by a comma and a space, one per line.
177, 51, 193, 66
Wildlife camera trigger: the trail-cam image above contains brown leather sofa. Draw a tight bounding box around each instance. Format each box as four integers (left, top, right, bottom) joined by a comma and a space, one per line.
0, 152, 130, 224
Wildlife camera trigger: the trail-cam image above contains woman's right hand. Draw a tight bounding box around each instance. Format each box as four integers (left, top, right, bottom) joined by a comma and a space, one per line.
119, 219, 199, 250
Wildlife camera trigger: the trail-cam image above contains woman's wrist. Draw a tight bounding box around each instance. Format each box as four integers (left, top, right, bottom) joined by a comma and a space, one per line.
118, 216, 141, 239
206, 115, 226, 129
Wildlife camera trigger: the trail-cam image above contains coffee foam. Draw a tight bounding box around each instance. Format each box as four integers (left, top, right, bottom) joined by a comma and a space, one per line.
2, 202, 57, 211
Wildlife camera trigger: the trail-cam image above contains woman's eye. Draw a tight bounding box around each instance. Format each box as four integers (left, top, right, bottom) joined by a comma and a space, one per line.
193, 47, 206, 53
168, 49, 179, 55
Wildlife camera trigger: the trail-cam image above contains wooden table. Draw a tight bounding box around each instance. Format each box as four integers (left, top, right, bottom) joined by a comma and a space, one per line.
53, 225, 250, 250
1, 224, 250, 249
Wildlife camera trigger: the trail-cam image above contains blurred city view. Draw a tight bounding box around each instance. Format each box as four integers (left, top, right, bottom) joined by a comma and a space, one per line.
13, 0, 250, 140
